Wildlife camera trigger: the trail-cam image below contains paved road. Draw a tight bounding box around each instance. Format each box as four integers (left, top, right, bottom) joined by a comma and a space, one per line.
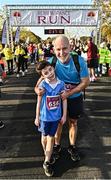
0, 65, 111, 179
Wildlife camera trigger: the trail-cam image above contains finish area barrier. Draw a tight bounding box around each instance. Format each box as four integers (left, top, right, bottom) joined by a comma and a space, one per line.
5, 5, 99, 27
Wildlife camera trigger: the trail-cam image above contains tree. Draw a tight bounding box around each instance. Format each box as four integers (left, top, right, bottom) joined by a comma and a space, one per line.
18, 29, 41, 44
101, 22, 111, 42
93, 0, 111, 42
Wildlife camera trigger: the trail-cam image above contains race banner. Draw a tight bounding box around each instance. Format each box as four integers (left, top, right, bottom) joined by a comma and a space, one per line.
15, 26, 20, 43
1, 20, 7, 44
10, 9, 99, 27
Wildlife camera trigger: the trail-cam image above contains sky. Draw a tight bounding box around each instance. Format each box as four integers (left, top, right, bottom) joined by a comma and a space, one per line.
0, 0, 93, 40
0, 0, 92, 7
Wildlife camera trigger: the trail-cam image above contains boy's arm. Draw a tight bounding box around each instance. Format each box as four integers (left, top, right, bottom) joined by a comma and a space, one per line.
60, 98, 67, 125
34, 95, 42, 127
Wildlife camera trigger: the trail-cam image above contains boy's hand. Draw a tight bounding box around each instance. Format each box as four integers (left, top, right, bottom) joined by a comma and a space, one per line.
35, 87, 45, 96
34, 118, 40, 127
60, 115, 67, 125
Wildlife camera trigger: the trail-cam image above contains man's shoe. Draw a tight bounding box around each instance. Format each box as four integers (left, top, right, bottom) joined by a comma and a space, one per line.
53, 144, 61, 160
43, 161, 54, 177
50, 154, 56, 165
0, 121, 5, 129
68, 145, 80, 162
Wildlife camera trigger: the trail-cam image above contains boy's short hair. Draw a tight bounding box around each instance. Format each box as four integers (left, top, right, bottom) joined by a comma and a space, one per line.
36, 60, 52, 75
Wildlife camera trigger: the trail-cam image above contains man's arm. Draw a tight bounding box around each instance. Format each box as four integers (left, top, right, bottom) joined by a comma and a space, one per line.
61, 77, 90, 100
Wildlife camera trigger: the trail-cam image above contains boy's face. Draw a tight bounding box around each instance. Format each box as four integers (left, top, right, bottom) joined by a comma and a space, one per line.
41, 65, 55, 81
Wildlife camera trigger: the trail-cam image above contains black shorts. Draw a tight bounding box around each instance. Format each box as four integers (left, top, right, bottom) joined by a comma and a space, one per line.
67, 95, 83, 119
87, 59, 98, 68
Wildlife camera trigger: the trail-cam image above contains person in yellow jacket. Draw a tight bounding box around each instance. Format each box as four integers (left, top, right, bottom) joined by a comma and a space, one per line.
15, 44, 26, 78
2, 44, 14, 75
99, 42, 107, 77
37, 43, 44, 62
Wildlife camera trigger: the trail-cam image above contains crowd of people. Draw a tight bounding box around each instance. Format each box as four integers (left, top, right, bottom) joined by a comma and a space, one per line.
0, 35, 111, 176
69, 37, 111, 81
0, 36, 111, 84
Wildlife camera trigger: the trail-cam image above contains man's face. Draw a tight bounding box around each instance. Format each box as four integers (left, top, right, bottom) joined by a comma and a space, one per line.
54, 37, 70, 63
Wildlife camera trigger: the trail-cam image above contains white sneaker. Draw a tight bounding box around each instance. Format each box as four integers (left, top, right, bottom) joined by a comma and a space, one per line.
90, 77, 92, 82
16, 74, 20, 78
25, 69, 28, 73
22, 72, 25, 76
0, 78, 3, 83
91, 76, 97, 82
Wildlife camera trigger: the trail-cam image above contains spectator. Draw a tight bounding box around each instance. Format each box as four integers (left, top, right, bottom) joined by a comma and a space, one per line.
27, 43, 35, 64
37, 43, 44, 62
2, 44, 13, 75
99, 42, 106, 77
14, 44, 26, 78
86, 37, 99, 82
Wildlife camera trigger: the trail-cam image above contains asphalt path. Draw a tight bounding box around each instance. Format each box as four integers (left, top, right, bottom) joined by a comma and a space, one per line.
0, 65, 111, 179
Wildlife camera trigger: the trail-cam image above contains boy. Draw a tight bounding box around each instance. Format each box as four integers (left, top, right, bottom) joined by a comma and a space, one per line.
34, 60, 67, 177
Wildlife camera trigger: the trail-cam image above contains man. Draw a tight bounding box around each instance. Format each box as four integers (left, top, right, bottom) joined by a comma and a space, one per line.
86, 37, 99, 81
35, 35, 89, 162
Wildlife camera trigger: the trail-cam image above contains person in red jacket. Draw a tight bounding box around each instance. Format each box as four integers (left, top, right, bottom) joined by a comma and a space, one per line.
87, 37, 99, 82
27, 43, 35, 64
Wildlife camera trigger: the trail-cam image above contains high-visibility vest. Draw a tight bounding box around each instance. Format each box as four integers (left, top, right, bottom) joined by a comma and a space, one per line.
15, 48, 25, 56
2, 48, 13, 60
99, 48, 106, 64
105, 48, 111, 64
38, 49, 44, 62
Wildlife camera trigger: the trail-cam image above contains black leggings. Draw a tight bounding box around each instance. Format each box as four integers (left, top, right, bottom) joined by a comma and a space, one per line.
17, 56, 25, 73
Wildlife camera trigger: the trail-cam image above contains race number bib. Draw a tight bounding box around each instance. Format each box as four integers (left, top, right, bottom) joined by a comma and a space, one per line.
65, 83, 77, 90
46, 95, 60, 110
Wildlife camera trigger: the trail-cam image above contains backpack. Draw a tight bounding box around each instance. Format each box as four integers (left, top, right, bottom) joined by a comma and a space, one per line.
51, 54, 86, 100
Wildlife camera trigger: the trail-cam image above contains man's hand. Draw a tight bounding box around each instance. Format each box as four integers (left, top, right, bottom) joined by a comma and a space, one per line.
60, 115, 67, 125
61, 90, 70, 100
